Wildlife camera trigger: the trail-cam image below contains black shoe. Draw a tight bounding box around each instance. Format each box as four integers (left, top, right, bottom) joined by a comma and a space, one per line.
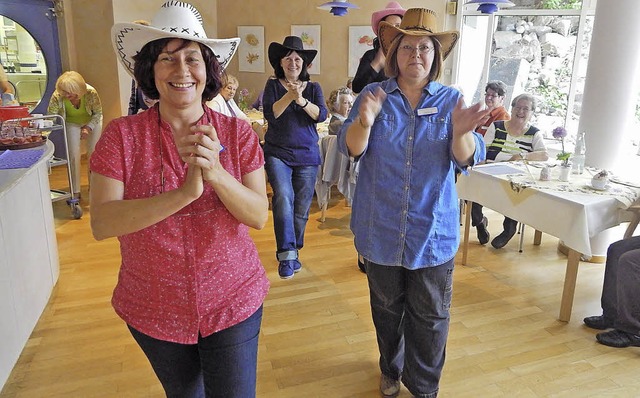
476, 216, 490, 245
491, 226, 517, 249
596, 329, 640, 348
583, 315, 614, 330
357, 257, 366, 273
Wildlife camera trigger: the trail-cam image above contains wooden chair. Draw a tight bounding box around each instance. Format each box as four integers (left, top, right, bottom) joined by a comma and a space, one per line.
623, 204, 640, 239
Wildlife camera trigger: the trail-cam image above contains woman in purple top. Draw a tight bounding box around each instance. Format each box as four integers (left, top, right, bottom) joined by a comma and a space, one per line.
262, 36, 328, 279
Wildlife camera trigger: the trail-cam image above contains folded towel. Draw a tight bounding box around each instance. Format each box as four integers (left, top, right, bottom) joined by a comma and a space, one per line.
0, 148, 45, 169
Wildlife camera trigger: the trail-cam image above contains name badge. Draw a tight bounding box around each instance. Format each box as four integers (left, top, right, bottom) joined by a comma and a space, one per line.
417, 107, 438, 116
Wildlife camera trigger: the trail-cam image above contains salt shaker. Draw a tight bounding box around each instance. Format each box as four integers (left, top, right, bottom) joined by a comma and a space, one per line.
540, 166, 551, 181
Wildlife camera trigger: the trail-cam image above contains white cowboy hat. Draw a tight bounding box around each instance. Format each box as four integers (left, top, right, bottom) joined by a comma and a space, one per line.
111, 1, 239, 76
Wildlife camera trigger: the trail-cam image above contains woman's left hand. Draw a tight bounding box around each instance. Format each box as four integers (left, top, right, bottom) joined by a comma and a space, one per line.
178, 124, 225, 184
80, 125, 92, 139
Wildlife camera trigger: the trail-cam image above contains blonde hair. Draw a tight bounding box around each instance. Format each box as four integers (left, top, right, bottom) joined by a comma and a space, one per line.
55, 71, 88, 97
223, 74, 239, 87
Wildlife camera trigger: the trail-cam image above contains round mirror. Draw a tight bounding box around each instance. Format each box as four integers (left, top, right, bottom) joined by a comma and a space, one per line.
0, 15, 47, 111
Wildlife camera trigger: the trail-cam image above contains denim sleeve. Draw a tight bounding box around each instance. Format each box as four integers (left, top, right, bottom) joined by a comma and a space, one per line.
453, 131, 486, 175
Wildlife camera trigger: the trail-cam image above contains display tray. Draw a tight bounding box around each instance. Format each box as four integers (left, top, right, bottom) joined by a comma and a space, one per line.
0, 136, 47, 151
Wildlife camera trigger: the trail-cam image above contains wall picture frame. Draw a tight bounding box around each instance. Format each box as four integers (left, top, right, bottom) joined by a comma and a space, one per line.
237, 26, 265, 73
290, 25, 321, 75
348, 26, 375, 78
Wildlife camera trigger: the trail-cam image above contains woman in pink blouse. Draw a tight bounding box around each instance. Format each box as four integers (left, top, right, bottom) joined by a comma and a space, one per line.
91, 2, 269, 396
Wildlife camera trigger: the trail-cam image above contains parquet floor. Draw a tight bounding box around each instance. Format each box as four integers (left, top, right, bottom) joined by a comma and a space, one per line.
2, 159, 639, 397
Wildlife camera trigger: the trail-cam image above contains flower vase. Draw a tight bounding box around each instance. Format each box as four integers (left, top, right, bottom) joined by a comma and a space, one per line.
558, 165, 571, 182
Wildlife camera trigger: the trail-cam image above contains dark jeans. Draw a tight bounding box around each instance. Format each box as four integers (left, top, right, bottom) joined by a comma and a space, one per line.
128, 306, 263, 398
601, 236, 640, 335
366, 258, 454, 398
264, 155, 318, 261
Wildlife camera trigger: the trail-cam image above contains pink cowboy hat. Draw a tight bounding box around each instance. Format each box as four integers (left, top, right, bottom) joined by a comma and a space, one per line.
371, 1, 406, 35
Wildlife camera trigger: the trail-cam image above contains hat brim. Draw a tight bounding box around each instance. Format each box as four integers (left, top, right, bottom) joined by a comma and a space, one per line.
268, 42, 318, 71
371, 7, 406, 35
378, 22, 459, 60
112, 22, 240, 77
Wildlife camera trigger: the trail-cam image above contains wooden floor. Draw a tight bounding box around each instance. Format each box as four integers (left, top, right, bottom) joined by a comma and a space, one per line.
2, 160, 640, 398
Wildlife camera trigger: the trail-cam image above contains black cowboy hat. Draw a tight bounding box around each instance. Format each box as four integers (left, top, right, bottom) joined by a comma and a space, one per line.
268, 36, 317, 70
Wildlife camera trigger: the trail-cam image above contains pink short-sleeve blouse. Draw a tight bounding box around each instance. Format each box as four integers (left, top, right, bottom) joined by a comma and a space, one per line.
90, 105, 269, 344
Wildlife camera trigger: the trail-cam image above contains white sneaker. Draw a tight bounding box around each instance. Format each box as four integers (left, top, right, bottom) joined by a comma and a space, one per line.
380, 374, 400, 397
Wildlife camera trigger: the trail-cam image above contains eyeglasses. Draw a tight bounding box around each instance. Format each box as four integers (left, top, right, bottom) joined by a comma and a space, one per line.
512, 106, 532, 112
485, 93, 501, 99
398, 44, 434, 55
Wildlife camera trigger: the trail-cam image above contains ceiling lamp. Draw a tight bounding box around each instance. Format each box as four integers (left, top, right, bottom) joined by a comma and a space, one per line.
465, 0, 514, 14
317, 0, 359, 16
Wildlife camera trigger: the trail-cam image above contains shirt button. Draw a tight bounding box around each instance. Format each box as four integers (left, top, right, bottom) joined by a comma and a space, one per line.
409, 136, 413, 140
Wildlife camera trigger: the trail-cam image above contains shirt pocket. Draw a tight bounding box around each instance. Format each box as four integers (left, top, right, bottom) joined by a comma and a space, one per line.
370, 113, 395, 140
421, 115, 451, 142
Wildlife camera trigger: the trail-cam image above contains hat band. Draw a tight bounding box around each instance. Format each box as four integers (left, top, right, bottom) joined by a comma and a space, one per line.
402, 26, 434, 33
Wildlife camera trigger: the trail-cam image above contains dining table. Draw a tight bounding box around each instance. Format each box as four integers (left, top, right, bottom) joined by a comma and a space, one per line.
456, 161, 640, 321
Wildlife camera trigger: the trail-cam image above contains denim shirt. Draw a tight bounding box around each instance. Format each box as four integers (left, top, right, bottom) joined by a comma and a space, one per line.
337, 79, 485, 269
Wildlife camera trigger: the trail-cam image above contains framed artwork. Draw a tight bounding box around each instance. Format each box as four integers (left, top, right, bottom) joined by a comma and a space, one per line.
291, 25, 321, 75
237, 26, 265, 73
348, 26, 375, 77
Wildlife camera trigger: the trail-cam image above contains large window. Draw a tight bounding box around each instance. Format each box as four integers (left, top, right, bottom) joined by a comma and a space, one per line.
455, 0, 599, 139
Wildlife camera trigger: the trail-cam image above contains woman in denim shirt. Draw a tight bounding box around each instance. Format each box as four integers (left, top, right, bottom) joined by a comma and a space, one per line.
338, 8, 489, 398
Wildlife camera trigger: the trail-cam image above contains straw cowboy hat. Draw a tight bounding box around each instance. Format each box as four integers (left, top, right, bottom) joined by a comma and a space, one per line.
268, 36, 318, 70
371, 1, 406, 35
111, 1, 240, 76
378, 8, 459, 60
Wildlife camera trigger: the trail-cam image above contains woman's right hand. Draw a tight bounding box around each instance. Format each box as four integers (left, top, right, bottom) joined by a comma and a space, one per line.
358, 87, 386, 127
181, 163, 204, 201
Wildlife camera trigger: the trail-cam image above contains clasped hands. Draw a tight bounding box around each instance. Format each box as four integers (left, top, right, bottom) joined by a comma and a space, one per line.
285, 80, 306, 107
176, 124, 225, 199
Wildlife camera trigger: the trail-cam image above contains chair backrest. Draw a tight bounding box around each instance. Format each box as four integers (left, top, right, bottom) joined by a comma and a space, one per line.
623, 205, 640, 239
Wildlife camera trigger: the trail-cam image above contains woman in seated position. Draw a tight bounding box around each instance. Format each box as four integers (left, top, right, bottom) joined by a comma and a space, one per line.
473, 93, 549, 249
262, 35, 328, 280
326, 86, 354, 135
207, 73, 250, 122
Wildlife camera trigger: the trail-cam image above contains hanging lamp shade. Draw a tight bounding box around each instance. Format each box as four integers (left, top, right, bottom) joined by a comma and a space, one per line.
317, 0, 359, 16
465, 0, 514, 14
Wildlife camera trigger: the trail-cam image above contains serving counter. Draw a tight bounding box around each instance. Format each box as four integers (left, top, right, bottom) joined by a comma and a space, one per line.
0, 141, 59, 388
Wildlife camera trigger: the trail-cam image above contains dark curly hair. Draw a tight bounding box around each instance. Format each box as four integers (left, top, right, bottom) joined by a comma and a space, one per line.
133, 38, 223, 102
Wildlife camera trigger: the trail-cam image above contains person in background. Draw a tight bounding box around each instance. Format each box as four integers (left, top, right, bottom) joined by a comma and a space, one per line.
584, 235, 640, 348
93, 2, 269, 396
207, 73, 250, 122
469, 80, 510, 244
262, 35, 328, 279
351, 1, 406, 94
48, 71, 103, 198
326, 86, 354, 135
479, 93, 549, 249
250, 90, 264, 110
475, 80, 510, 136
127, 20, 158, 115
346, 78, 353, 91
351, 1, 406, 272
0, 63, 15, 102
339, 8, 488, 397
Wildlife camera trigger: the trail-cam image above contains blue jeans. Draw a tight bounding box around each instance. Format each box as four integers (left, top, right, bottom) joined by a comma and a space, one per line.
366, 259, 454, 398
264, 155, 318, 261
128, 306, 263, 398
